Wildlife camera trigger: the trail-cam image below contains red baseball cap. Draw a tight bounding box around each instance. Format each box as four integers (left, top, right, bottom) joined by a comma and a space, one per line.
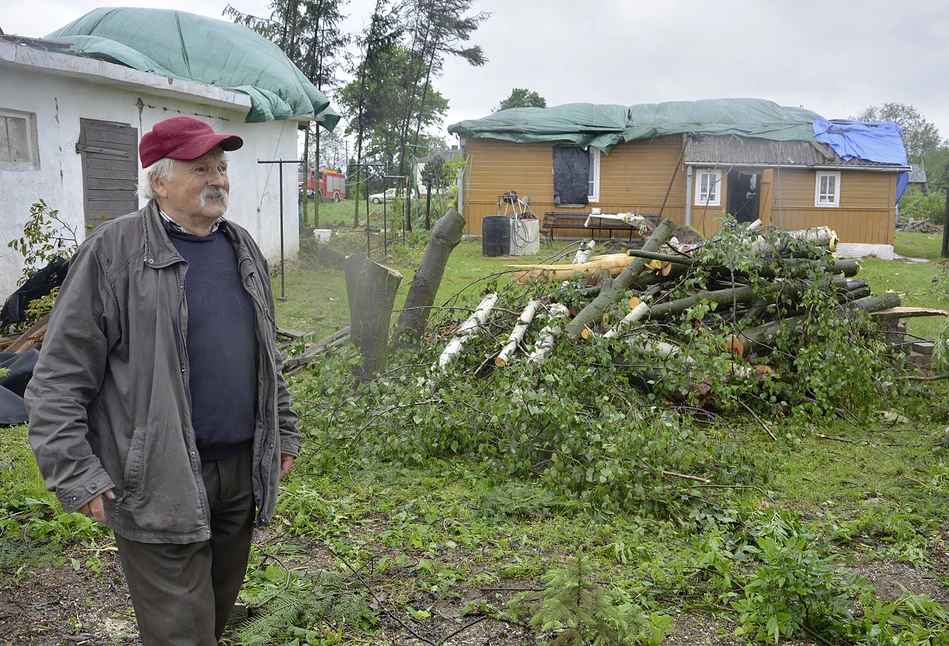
139, 116, 243, 168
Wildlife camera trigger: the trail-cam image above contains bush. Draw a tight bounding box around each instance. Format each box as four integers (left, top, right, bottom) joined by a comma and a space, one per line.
898, 186, 946, 223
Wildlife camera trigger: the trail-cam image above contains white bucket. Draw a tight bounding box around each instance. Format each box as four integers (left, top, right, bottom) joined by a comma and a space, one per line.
313, 229, 332, 243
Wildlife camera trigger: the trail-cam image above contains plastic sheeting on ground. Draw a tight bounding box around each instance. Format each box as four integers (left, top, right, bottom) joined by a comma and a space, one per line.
45, 8, 338, 127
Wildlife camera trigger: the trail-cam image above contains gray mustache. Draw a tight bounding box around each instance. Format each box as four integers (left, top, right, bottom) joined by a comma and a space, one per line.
200, 187, 229, 209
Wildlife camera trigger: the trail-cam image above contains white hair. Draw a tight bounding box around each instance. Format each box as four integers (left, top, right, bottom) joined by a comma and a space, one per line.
138, 158, 177, 201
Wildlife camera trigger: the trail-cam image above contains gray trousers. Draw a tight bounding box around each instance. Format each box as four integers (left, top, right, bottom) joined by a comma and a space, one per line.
114, 448, 255, 645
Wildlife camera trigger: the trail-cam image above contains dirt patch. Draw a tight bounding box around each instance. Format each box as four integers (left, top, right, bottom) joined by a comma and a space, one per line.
854, 559, 949, 606
0, 554, 137, 645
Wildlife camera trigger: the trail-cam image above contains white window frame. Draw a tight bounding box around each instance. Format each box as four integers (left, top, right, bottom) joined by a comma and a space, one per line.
0, 109, 39, 170
587, 147, 601, 203
814, 171, 840, 207
694, 169, 721, 207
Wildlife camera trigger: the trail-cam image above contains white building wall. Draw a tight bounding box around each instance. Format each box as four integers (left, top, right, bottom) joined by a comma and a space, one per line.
0, 43, 300, 299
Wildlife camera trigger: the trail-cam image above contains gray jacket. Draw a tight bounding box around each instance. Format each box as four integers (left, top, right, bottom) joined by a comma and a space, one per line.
26, 201, 300, 543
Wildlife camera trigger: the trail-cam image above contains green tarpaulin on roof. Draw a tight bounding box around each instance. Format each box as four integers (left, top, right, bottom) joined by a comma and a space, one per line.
46, 7, 338, 128
448, 99, 822, 152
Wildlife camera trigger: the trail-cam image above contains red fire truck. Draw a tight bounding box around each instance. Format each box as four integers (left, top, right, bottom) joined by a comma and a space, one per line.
299, 168, 347, 202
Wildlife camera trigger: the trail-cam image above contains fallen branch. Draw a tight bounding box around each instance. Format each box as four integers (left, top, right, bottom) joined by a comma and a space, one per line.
438, 293, 499, 370
661, 470, 711, 484
284, 326, 351, 374
604, 301, 650, 339
566, 218, 678, 339
752, 226, 838, 255
815, 433, 858, 444
496, 299, 543, 367
528, 303, 570, 363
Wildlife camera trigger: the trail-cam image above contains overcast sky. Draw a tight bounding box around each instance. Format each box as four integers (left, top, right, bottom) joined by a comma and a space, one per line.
4, 0, 949, 145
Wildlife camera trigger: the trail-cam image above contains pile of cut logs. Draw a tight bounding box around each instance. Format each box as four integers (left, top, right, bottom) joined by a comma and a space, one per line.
427, 217, 946, 384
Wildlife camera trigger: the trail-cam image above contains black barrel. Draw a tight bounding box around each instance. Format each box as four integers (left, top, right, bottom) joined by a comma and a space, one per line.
482, 216, 511, 257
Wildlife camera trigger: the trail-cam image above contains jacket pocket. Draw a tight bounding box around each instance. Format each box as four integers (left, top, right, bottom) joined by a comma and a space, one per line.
122, 425, 147, 497
115, 422, 206, 537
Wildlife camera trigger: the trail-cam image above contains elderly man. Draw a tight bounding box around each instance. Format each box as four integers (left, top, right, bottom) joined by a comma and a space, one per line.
26, 115, 300, 645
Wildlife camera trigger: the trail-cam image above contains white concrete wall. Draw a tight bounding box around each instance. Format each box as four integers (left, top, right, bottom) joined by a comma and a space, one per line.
0, 43, 300, 300
834, 243, 895, 261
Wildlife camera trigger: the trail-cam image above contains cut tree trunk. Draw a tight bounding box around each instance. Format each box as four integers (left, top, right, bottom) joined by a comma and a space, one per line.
345, 255, 403, 378
751, 226, 838, 256
511, 253, 633, 283
566, 218, 677, 339
496, 299, 543, 367
394, 208, 466, 349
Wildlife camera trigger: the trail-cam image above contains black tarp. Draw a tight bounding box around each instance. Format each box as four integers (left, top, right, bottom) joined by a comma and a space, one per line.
0, 350, 39, 425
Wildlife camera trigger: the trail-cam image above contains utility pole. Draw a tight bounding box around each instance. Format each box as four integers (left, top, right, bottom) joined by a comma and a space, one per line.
941, 186, 949, 259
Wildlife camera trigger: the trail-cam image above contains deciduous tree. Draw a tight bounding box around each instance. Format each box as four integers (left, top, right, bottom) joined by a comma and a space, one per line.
855, 103, 942, 162
497, 87, 547, 111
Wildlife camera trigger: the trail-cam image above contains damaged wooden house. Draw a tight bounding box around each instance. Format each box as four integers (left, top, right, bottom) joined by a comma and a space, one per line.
448, 99, 910, 259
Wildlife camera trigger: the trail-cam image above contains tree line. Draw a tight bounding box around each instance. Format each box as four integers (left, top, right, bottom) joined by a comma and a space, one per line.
225, 0, 488, 229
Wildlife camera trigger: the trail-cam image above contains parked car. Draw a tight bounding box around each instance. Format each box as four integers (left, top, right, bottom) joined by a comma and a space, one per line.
369, 188, 397, 204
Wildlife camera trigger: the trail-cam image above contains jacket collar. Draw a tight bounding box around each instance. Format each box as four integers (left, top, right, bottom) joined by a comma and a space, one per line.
141, 200, 184, 268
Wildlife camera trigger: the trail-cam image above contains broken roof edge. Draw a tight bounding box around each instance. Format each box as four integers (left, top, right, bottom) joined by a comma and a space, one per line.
683, 136, 910, 172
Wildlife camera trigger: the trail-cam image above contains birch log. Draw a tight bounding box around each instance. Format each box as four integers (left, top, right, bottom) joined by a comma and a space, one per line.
565, 218, 681, 339
345, 255, 403, 377
604, 301, 650, 339
438, 293, 499, 369
496, 299, 543, 367
751, 226, 838, 256
528, 303, 570, 363
573, 240, 596, 264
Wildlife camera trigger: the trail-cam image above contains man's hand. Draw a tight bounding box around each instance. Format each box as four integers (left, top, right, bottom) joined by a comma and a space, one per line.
279, 454, 295, 479
78, 489, 116, 524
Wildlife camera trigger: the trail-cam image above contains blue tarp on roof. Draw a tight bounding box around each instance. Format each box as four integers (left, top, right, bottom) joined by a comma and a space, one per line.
813, 119, 909, 203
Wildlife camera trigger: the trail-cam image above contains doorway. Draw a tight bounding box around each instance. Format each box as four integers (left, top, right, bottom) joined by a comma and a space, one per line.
727, 170, 761, 223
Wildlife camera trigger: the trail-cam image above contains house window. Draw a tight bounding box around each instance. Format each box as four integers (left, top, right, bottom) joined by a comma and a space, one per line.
588, 148, 600, 203
694, 169, 721, 207
553, 144, 600, 205
815, 171, 840, 207
0, 110, 39, 170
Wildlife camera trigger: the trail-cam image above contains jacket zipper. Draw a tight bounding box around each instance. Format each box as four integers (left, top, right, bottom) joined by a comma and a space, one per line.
147, 255, 211, 538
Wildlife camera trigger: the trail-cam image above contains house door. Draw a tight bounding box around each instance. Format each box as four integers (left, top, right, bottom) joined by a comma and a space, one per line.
77, 119, 139, 228
727, 170, 760, 223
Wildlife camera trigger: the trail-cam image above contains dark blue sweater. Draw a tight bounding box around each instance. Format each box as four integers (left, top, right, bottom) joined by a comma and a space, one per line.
168, 227, 257, 461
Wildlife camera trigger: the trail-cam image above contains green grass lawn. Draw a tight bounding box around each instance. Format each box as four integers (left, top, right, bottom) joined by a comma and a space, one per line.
5, 227, 949, 645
